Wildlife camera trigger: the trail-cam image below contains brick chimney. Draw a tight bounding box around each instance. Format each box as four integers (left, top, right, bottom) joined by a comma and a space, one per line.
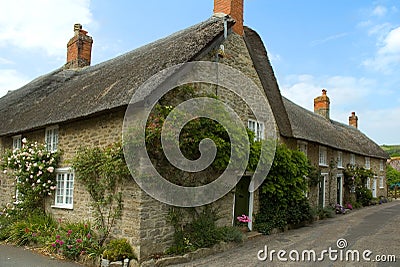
314, 89, 330, 119
65, 23, 93, 69
214, 0, 244, 35
349, 112, 358, 128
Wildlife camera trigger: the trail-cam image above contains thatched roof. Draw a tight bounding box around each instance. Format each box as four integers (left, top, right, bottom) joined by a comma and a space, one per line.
242, 26, 387, 159
0, 15, 387, 159
243, 27, 292, 137
283, 97, 388, 159
0, 16, 232, 136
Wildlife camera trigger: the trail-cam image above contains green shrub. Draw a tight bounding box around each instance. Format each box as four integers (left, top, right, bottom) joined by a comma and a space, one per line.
4, 212, 57, 245
286, 199, 313, 225
317, 207, 334, 219
254, 205, 287, 235
356, 187, 373, 206
185, 210, 219, 248
217, 226, 243, 243
103, 238, 135, 262
166, 207, 243, 255
254, 144, 314, 234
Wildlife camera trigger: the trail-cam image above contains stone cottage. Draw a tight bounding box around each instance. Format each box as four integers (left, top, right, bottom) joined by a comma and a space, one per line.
0, 0, 388, 260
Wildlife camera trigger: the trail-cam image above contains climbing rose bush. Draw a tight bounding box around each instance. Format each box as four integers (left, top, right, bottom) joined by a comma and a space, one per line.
1, 138, 59, 211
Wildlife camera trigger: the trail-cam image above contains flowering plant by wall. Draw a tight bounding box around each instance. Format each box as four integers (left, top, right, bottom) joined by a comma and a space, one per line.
1, 138, 59, 212
236, 214, 251, 226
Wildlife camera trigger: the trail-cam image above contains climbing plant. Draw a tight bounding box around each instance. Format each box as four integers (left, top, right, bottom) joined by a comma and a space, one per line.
1, 138, 59, 214
72, 142, 131, 246
254, 143, 313, 234
141, 85, 265, 186
343, 164, 375, 206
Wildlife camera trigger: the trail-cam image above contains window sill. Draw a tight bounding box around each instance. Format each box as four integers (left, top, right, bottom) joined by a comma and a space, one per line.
51, 205, 73, 210
319, 164, 328, 167
337, 166, 344, 169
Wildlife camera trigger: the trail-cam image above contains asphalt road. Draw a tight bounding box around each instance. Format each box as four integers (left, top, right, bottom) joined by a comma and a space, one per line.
175, 200, 400, 267
1, 201, 399, 267
0, 245, 83, 267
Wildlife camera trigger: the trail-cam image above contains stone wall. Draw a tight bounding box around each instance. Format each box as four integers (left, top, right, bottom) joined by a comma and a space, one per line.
282, 137, 387, 208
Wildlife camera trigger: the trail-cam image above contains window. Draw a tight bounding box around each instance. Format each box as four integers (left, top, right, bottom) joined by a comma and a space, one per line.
337, 151, 343, 168
366, 177, 371, 189
365, 157, 370, 170
45, 126, 59, 152
350, 154, 356, 165
379, 176, 384, 188
297, 141, 308, 156
380, 160, 384, 171
247, 120, 264, 141
53, 168, 74, 209
319, 146, 327, 166
12, 135, 22, 150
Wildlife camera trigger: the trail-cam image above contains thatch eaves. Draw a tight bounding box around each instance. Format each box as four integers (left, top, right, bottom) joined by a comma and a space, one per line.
0, 16, 232, 136
283, 97, 389, 159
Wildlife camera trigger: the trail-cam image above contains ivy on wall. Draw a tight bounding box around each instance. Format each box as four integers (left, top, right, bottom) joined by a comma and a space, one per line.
254, 144, 313, 234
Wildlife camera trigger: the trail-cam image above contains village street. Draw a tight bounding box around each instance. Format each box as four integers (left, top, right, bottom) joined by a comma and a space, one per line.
175, 200, 400, 267
0, 200, 399, 267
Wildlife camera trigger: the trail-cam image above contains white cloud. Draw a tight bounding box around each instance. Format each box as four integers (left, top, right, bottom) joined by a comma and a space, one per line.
280, 73, 398, 144
280, 74, 374, 115
363, 26, 400, 73
0, 69, 30, 98
379, 27, 400, 54
367, 23, 391, 37
362, 107, 400, 145
0, 57, 14, 65
268, 52, 281, 63
0, 0, 93, 56
372, 5, 388, 17
310, 32, 349, 46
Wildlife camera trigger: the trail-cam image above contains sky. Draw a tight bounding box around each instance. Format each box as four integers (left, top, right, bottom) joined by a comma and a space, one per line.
0, 0, 399, 145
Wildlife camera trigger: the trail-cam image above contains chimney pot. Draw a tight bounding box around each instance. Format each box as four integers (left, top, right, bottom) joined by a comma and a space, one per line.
349, 112, 358, 129
214, 0, 244, 35
74, 23, 82, 36
314, 89, 330, 119
65, 23, 93, 69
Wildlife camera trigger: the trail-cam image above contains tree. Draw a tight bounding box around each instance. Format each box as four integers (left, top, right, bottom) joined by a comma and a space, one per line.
387, 165, 400, 186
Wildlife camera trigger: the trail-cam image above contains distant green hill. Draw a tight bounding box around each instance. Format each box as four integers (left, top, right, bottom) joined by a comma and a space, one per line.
381, 145, 400, 157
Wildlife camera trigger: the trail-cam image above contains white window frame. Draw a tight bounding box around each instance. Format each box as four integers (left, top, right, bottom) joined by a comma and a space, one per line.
380, 160, 384, 171
12, 135, 22, 151
319, 173, 328, 208
319, 146, 328, 166
379, 176, 384, 189
365, 157, 370, 170
247, 119, 264, 141
337, 151, 343, 169
297, 141, 308, 157
45, 126, 59, 152
52, 167, 74, 209
350, 153, 356, 166
366, 177, 371, 189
